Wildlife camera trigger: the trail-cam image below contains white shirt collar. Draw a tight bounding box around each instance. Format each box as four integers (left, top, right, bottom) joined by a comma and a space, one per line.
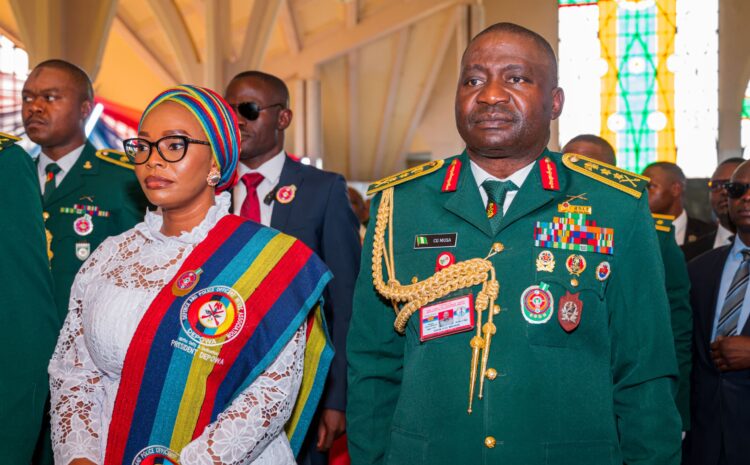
470, 158, 536, 214
673, 209, 688, 246
714, 224, 734, 248
237, 150, 286, 185
37, 144, 86, 190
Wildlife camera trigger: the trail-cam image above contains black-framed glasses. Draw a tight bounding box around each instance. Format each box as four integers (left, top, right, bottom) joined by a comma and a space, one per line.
707, 179, 729, 192
725, 182, 750, 199
123, 136, 211, 165
235, 102, 285, 121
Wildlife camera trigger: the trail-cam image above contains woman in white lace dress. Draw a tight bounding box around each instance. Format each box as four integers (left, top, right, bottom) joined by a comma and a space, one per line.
48, 85, 331, 465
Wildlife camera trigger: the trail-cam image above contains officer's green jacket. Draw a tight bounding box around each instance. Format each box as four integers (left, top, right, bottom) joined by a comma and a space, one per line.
347, 150, 681, 465
42, 142, 147, 319
654, 217, 692, 429
0, 140, 59, 463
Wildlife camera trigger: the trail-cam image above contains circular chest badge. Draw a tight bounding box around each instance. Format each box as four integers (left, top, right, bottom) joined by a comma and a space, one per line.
276, 185, 296, 204
536, 250, 555, 272
133, 445, 179, 465
180, 286, 246, 346
565, 254, 587, 276
520, 285, 554, 324
73, 214, 93, 236
595, 261, 611, 281
172, 268, 202, 296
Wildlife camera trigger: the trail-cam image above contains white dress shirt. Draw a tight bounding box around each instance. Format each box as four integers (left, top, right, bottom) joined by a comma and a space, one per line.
714, 224, 734, 249
673, 210, 688, 246
471, 158, 535, 214
232, 150, 286, 226
711, 235, 750, 340
37, 144, 86, 192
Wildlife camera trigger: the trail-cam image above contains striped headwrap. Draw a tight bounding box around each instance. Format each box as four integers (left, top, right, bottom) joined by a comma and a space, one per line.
140, 85, 240, 192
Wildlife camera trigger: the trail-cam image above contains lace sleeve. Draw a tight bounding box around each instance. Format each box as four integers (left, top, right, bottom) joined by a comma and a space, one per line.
180, 322, 307, 465
49, 260, 105, 465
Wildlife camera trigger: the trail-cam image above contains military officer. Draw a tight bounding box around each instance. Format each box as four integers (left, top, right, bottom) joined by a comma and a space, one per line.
0, 134, 59, 464
347, 22, 681, 465
22, 59, 147, 465
22, 59, 147, 320
564, 134, 692, 430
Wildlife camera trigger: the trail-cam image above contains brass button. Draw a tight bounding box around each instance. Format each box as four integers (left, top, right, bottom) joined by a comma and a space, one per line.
492, 242, 504, 253
493, 304, 501, 315
570, 278, 579, 287
484, 436, 496, 448
411, 276, 418, 284
43, 211, 50, 221
485, 368, 498, 380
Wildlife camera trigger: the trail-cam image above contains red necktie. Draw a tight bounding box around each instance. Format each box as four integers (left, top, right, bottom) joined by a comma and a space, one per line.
239, 172, 264, 222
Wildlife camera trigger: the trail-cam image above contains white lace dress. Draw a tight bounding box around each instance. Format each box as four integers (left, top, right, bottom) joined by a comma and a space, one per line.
48, 193, 304, 465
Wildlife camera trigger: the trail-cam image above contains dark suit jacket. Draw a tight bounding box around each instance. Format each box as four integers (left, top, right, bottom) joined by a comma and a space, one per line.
688, 245, 750, 465
269, 156, 361, 411
681, 217, 716, 261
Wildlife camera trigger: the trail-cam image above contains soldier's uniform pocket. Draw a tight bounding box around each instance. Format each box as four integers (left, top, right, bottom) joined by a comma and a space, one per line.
385, 427, 427, 465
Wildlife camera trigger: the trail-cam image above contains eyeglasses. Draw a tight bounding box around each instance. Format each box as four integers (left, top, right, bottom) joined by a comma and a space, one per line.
122, 136, 211, 165
707, 179, 729, 192
725, 182, 750, 199
234, 102, 285, 121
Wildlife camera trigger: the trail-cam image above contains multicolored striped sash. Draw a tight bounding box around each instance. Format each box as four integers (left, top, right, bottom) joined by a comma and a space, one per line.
104, 215, 332, 465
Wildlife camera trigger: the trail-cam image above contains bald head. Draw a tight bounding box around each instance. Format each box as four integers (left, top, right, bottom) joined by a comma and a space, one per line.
562, 134, 616, 165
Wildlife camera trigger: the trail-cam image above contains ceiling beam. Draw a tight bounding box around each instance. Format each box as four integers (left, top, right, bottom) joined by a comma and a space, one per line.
372, 29, 409, 176
204, 0, 230, 89
146, 0, 201, 82
279, 0, 301, 55
347, 51, 360, 179
344, 0, 359, 28
264, 0, 468, 79
229, 0, 283, 76
112, 15, 180, 85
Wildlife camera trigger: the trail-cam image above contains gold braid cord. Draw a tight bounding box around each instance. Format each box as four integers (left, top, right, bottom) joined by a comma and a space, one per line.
371, 187, 502, 413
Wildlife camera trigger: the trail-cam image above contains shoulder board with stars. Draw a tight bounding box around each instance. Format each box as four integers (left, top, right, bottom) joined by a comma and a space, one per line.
0, 131, 21, 151
562, 152, 648, 199
95, 148, 134, 170
652, 213, 675, 233
366, 159, 445, 196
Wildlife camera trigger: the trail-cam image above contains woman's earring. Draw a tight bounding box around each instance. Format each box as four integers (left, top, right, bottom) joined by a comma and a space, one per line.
207, 169, 221, 187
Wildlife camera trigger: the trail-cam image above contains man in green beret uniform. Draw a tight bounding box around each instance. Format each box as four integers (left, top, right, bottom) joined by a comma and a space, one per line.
564, 134, 692, 430
0, 134, 59, 464
22, 59, 147, 321
22, 59, 147, 465
347, 22, 681, 465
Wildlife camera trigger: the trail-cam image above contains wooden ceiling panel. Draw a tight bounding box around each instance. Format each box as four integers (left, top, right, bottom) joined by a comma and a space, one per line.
292, 0, 345, 42
320, 56, 350, 174
0, 0, 21, 43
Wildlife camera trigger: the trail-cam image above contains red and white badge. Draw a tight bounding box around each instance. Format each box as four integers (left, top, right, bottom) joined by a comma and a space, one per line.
419, 294, 474, 341
435, 251, 455, 271
276, 185, 296, 204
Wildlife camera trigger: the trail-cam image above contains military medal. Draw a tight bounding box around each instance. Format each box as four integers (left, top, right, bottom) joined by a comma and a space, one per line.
536, 250, 555, 272
75, 242, 90, 261
172, 268, 203, 296
558, 291, 583, 332
565, 254, 586, 276
520, 283, 554, 324
435, 251, 455, 271
419, 295, 474, 341
73, 214, 94, 236
276, 185, 296, 204
595, 261, 611, 281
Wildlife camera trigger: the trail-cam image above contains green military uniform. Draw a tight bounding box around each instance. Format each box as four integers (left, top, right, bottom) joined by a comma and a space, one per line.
653, 214, 692, 429
347, 150, 681, 465
41, 142, 147, 319
0, 135, 59, 463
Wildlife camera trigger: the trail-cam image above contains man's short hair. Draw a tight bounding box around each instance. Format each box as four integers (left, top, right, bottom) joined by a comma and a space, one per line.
644, 161, 686, 185
33, 59, 93, 102
230, 70, 289, 106
470, 22, 558, 87
562, 134, 616, 164
718, 157, 746, 168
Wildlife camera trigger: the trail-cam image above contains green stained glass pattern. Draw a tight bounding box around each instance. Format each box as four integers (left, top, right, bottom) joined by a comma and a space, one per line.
743, 96, 750, 119
558, 0, 598, 6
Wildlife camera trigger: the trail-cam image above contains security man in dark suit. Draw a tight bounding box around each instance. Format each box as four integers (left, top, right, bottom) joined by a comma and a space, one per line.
687, 160, 750, 465
0, 135, 58, 464
225, 71, 361, 465
22, 59, 147, 465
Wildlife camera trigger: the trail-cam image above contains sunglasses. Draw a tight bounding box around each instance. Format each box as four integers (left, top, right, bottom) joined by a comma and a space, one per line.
725, 182, 750, 199
235, 102, 285, 121
707, 179, 729, 192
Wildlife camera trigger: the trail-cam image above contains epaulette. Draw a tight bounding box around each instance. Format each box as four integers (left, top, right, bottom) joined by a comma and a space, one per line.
652, 213, 675, 233
95, 148, 134, 170
366, 159, 444, 196
562, 152, 648, 198
0, 132, 21, 151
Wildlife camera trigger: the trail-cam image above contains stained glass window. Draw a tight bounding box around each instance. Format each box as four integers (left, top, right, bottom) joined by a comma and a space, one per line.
558, 0, 718, 177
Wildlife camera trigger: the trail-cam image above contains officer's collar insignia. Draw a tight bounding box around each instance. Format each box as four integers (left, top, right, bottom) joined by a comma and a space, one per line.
96, 148, 135, 170
83, 160, 93, 169
366, 159, 445, 196
441, 159, 461, 192
652, 213, 675, 233
0, 131, 21, 151
539, 156, 560, 191
562, 152, 648, 198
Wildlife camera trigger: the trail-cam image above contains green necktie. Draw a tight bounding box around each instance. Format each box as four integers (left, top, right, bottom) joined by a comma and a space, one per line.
482, 179, 518, 234
43, 162, 61, 203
